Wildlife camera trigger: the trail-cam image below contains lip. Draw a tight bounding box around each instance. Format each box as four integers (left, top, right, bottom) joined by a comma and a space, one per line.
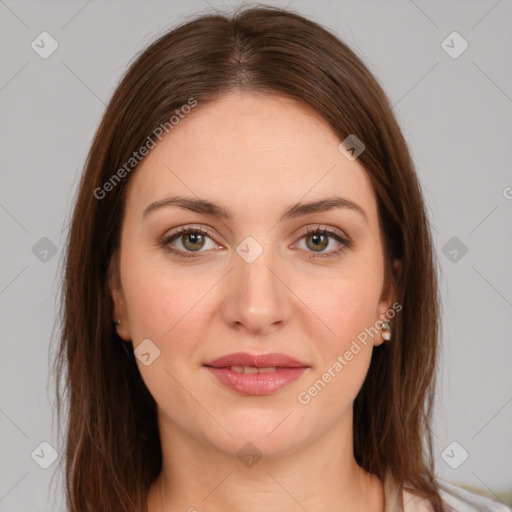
203, 352, 309, 396
204, 352, 308, 368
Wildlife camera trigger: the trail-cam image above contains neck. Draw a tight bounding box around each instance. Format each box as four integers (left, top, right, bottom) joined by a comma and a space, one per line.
147, 408, 385, 512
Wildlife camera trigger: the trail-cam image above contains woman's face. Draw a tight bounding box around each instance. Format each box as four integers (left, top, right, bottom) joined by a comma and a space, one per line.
110, 91, 399, 459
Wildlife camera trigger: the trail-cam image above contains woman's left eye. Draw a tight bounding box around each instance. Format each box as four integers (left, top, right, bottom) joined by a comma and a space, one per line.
161, 226, 350, 260
293, 227, 350, 259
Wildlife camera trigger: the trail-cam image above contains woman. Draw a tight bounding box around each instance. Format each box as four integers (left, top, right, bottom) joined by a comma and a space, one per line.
53, 5, 509, 512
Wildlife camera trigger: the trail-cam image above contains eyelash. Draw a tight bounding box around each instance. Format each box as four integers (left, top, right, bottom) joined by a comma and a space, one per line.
160, 225, 351, 260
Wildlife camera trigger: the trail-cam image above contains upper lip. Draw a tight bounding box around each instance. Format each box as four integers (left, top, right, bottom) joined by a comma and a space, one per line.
203, 352, 309, 368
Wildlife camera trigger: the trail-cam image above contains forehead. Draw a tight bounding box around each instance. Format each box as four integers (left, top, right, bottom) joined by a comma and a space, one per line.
124, 91, 379, 226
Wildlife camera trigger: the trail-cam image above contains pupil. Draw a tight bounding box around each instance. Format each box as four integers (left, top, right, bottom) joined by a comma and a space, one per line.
309, 233, 327, 251
184, 233, 204, 250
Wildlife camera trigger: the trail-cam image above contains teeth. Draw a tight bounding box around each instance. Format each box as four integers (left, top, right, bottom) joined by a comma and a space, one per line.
229, 366, 277, 373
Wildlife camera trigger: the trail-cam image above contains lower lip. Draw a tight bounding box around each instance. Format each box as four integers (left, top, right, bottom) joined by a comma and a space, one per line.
205, 367, 308, 396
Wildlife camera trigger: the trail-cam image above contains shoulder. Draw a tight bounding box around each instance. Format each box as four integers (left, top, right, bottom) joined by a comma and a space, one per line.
436, 480, 511, 512
402, 480, 511, 512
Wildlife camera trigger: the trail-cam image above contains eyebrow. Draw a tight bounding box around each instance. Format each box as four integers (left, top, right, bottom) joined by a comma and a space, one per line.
142, 195, 368, 224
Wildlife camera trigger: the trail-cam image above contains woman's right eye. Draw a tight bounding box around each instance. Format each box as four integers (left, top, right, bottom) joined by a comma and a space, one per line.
161, 227, 218, 259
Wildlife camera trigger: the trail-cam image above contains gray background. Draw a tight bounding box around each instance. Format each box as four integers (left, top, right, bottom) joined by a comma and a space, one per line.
1, 0, 511, 510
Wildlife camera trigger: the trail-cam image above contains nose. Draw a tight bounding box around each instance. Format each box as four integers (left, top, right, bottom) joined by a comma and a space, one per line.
220, 242, 290, 336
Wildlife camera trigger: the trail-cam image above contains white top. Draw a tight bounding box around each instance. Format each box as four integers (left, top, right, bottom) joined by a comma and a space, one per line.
383, 471, 511, 511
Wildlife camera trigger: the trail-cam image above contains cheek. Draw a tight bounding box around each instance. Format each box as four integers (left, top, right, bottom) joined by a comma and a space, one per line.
120, 247, 207, 347
293, 269, 381, 405
299, 270, 382, 350
120, 254, 213, 422
299, 291, 376, 414
121, 244, 204, 326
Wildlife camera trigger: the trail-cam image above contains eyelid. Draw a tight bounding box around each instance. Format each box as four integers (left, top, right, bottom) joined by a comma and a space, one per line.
161, 223, 351, 258
295, 224, 347, 242
290, 225, 351, 258
163, 223, 347, 243
162, 224, 220, 242
162, 225, 221, 249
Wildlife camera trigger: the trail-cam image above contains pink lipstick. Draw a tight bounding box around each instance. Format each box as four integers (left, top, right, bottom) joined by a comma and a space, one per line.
203, 352, 309, 396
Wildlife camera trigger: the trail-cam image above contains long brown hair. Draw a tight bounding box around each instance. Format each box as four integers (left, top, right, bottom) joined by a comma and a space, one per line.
53, 5, 446, 511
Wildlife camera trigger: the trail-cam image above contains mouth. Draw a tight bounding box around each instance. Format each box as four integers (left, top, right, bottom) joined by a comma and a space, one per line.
203, 352, 310, 396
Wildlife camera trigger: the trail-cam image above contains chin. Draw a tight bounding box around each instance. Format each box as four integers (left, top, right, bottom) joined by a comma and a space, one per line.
195, 408, 314, 461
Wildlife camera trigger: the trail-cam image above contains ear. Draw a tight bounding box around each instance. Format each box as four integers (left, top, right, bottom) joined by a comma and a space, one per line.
374, 258, 402, 346
107, 250, 132, 341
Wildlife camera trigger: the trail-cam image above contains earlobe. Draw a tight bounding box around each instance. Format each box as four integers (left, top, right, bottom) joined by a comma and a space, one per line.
375, 258, 403, 345
107, 253, 132, 341
111, 289, 132, 341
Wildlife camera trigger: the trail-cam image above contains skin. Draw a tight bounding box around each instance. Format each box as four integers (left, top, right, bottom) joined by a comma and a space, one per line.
109, 91, 402, 512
